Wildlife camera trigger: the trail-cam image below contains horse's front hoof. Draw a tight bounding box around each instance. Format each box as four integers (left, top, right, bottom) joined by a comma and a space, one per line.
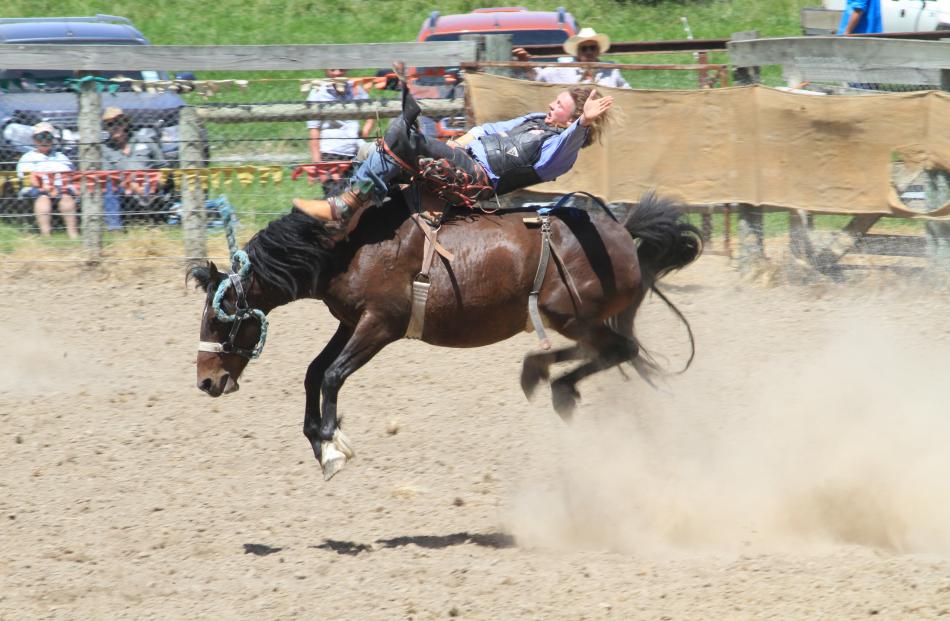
320, 441, 348, 481
318, 430, 356, 481
332, 429, 356, 459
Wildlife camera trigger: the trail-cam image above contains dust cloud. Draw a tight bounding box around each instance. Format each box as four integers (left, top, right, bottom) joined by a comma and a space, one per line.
507, 305, 950, 557
0, 321, 99, 394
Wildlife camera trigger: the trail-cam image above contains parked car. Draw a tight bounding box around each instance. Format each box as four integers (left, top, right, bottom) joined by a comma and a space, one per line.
413, 7, 580, 138
0, 14, 196, 170
814, 0, 950, 32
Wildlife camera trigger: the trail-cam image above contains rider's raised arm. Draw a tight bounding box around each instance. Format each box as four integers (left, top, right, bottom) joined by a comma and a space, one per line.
533, 118, 590, 182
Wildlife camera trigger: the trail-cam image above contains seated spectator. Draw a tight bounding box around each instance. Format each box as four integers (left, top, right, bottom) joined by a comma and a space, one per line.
16, 122, 79, 239
306, 69, 374, 198
100, 107, 169, 229
514, 28, 631, 89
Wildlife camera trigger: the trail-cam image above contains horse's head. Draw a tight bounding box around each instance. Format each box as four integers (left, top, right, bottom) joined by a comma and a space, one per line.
190, 256, 269, 397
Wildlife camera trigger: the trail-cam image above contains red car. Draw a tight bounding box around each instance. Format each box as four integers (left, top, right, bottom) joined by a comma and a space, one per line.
417, 6, 579, 45
412, 7, 580, 138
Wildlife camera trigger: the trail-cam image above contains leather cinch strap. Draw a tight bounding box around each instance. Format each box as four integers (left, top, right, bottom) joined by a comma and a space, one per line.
406, 214, 454, 340
528, 213, 553, 350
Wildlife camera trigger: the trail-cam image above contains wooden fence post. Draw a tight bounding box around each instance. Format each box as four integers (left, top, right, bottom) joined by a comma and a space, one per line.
730, 32, 765, 273
924, 170, 950, 272
730, 30, 760, 85
736, 204, 765, 273
179, 106, 206, 265
78, 80, 103, 262
484, 34, 513, 77
462, 34, 513, 76
926, 69, 950, 278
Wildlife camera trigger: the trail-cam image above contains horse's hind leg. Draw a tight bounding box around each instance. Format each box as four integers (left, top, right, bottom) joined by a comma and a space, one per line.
521, 345, 588, 400
303, 323, 352, 465
550, 327, 638, 421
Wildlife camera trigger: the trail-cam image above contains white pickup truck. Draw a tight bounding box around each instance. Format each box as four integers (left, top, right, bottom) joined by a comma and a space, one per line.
821, 0, 950, 32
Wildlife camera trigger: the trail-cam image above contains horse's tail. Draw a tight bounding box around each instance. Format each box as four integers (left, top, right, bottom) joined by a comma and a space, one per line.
622, 190, 703, 290
614, 191, 703, 374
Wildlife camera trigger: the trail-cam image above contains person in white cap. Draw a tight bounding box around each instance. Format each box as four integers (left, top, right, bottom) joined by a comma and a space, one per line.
305, 68, 375, 198
15, 122, 79, 239
513, 27, 630, 89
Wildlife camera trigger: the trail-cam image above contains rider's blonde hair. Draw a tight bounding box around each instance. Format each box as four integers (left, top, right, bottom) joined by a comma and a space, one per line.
567, 86, 609, 148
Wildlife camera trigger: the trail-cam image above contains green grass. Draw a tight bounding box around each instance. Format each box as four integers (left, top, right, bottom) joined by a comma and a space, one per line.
5, 1, 814, 45
5, 0, 809, 89
0, 222, 25, 252
687, 211, 928, 244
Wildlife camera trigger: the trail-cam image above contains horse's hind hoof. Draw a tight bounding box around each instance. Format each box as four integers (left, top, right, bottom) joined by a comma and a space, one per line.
551, 382, 579, 422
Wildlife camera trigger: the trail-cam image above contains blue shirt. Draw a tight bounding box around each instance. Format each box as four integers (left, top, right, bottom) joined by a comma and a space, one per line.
837, 0, 883, 34
467, 112, 590, 186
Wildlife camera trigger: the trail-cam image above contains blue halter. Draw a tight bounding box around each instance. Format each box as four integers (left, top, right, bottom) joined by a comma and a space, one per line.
199, 250, 269, 360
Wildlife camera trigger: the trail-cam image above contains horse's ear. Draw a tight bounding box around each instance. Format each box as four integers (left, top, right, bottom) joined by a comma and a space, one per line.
187, 261, 223, 291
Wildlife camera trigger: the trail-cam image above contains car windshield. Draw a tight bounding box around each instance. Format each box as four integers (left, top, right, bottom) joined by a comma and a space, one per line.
417, 28, 570, 85
425, 29, 569, 45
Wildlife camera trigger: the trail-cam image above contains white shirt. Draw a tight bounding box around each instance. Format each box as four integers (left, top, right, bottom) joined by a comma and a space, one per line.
534, 65, 630, 89
305, 82, 370, 157
16, 149, 75, 186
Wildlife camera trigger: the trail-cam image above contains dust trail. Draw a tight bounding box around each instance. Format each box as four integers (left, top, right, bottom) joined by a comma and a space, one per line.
506, 309, 950, 556
0, 322, 100, 394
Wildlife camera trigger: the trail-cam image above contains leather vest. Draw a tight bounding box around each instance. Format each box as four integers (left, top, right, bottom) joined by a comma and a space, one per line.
479, 115, 564, 195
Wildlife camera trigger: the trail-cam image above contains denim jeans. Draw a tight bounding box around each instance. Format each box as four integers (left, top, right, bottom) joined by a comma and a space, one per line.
103, 180, 123, 230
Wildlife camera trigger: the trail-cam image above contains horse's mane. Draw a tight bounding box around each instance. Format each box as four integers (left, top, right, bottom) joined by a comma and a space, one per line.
244, 208, 338, 300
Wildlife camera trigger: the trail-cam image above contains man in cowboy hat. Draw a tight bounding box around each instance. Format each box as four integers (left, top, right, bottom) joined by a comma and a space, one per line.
100, 106, 168, 229
514, 27, 630, 89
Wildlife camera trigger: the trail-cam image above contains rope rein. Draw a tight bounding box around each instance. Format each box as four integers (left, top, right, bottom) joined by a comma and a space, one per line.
198, 204, 269, 360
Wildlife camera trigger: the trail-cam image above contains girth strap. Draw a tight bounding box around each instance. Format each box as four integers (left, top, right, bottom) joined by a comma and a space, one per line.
528, 213, 554, 350
406, 214, 454, 340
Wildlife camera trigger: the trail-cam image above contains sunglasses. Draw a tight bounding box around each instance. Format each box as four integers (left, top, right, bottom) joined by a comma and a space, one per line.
104, 120, 129, 130
578, 44, 599, 52
34, 132, 54, 141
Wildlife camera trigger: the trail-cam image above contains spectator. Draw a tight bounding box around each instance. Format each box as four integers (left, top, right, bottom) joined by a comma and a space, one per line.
16, 122, 79, 239
306, 69, 375, 198
837, 0, 883, 34
100, 107, 168, 229
514, 27, 630, 89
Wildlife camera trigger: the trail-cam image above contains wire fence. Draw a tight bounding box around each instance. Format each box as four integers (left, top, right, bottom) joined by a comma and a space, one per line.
0, 54, 736, 265
1, 40, 947, 274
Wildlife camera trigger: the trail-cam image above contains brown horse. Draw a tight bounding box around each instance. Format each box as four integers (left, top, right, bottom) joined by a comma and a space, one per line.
191, 191, 702, 479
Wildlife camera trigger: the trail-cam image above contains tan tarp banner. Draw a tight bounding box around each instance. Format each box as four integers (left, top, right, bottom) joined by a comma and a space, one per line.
466, 73, 950, 220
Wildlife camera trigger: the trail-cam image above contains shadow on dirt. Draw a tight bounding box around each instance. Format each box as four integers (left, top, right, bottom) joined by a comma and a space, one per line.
243, 543, 283, 556
312, 532, 515, 556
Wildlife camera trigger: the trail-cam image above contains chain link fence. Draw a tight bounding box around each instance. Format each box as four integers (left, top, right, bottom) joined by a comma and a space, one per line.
0, 50, 733, 266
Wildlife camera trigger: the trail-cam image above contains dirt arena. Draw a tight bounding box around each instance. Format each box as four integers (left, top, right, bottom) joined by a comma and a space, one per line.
2, 250, 950, 620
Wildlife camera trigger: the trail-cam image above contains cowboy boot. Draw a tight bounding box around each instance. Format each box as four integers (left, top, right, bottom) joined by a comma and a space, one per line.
293, 181, 375, 236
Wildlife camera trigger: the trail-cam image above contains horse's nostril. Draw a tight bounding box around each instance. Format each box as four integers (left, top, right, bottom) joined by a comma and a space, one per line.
199, 378, 213, 393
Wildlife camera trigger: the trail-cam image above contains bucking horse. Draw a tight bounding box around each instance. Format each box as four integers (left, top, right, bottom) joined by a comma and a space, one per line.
191, 189, 702, 480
